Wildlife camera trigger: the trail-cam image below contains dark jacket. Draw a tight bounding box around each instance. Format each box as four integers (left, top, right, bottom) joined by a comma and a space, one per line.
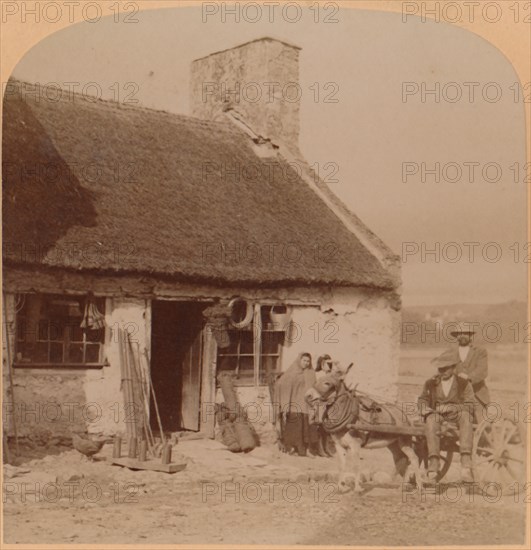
454, 345, 490, 405
418, 373, 476, 411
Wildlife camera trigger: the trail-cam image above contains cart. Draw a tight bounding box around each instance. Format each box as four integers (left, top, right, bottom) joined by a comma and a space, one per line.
342, 396, 527, 489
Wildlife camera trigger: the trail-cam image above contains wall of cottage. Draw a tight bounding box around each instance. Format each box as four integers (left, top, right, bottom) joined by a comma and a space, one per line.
3, 278, 400, 445
3, 294, 149, 441
214, 286, 401, 444
85, 297, 151, 435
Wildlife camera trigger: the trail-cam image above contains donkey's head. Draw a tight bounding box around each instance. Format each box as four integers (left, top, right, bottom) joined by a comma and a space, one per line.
305, 373, 343, 424
315, 374, 342, 399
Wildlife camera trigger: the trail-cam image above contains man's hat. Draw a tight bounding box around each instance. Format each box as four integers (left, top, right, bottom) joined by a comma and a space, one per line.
431, 349, 459, 370
449, 322, 476, 337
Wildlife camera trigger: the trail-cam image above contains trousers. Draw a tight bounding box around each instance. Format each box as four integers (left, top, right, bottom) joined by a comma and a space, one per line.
425, 403, 473, 458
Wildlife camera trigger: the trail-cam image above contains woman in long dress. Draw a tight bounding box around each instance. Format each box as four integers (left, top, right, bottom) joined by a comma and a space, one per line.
274, 353, 318, 456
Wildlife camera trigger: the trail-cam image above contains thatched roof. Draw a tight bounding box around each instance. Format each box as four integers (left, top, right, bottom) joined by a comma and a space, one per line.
2, 79, 397, 289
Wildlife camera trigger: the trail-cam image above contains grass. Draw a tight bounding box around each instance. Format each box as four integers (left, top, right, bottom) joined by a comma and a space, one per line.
399, 344, 527, 391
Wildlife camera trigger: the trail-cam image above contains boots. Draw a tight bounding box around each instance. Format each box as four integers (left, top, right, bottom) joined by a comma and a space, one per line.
460, 453, 474, 483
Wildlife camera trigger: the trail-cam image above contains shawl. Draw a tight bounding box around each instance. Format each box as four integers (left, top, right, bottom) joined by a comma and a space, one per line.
274, 354, 316, 416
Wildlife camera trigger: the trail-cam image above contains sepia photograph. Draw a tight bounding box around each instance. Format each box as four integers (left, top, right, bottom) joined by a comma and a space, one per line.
1, 1, 529, 548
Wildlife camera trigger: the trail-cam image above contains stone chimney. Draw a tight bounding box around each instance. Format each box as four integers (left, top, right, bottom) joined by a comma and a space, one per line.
190, 37, 301, 152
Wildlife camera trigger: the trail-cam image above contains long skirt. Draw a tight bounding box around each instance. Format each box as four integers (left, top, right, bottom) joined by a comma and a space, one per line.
281, 412, 319, 456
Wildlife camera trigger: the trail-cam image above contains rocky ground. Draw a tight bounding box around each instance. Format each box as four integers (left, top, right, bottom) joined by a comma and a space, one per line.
3, 433, 527, 546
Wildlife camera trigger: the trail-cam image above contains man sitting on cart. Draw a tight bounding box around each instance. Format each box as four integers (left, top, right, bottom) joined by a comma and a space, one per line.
418, 349, 476, 483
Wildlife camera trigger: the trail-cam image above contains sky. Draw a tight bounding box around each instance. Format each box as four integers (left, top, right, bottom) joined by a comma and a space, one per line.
10, 6, 528, 307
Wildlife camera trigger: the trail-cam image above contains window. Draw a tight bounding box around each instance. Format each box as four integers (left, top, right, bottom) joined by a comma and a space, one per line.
217, 329, 255, 384
259, 329, 285, 385
217, 306, 286, 386
14, 293, 106, 367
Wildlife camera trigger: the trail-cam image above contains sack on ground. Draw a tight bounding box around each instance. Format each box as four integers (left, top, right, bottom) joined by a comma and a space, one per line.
220, 420, 241, 452
233, 419, 256, 452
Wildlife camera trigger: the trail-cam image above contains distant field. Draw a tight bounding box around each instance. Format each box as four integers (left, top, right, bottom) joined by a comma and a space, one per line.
398, 344, 528, 414
399, 344, 528, 391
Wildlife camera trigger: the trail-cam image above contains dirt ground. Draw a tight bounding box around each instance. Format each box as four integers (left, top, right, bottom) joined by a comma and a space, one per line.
3, 434, 528, 546
3, 476, 527, 546
3, 378, 528, 546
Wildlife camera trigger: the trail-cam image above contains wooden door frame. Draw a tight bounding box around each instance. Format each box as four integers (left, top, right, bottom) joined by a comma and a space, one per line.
179, 317, 204, 431
199, 326, 217, 438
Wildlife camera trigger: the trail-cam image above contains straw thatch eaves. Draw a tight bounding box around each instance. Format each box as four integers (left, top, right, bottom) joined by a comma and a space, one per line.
3, 80, 397, 290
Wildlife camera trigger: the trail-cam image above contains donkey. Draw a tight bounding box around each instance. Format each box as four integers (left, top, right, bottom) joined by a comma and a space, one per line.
305, 366, 422, 494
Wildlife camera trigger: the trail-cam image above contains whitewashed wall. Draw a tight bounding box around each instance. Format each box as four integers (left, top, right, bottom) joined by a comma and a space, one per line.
84, 297, 150, 435
281, 288, 400, 400
215, 286, 400, 443
5, 285, 399, 442
4, 294, 150, 438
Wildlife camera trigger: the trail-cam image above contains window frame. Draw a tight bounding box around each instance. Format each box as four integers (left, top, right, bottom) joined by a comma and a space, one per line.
216, 303, 286, 387
13, 293, 107, 369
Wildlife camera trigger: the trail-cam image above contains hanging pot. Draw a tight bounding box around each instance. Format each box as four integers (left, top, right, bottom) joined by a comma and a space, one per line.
269, 304, 291, 329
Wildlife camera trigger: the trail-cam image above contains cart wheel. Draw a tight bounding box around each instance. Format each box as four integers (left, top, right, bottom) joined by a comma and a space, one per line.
435, 449, 454, 481
473, 417, 525, 492
415, 440, 454, 482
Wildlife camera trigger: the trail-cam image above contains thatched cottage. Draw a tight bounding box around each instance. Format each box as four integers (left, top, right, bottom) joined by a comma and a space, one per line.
2, 38, 400, 443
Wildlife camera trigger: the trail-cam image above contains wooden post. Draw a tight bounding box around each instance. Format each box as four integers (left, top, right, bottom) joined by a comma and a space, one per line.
200, 327, 217, 439
3, 431, 11, 464
161, 443, 172, 464
113, 436, 122, 458
128, 437, 138, 458
253, 303, 261, 386
139, 440, 147, 462
118, 328, 133, 441
2, 293, 19, 456
144, 349, 165, 445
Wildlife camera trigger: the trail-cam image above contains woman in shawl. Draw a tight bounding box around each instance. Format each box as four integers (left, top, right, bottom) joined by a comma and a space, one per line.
274, 352, 319, 456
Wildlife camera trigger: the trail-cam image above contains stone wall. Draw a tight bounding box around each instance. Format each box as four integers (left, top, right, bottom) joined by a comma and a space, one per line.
6, 371, 88, 442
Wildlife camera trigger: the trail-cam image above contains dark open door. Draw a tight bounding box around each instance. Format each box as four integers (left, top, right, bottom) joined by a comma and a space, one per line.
150, 301, 206, 432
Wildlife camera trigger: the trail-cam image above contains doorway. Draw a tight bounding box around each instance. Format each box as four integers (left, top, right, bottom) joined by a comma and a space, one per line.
150, 301, 206, 433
